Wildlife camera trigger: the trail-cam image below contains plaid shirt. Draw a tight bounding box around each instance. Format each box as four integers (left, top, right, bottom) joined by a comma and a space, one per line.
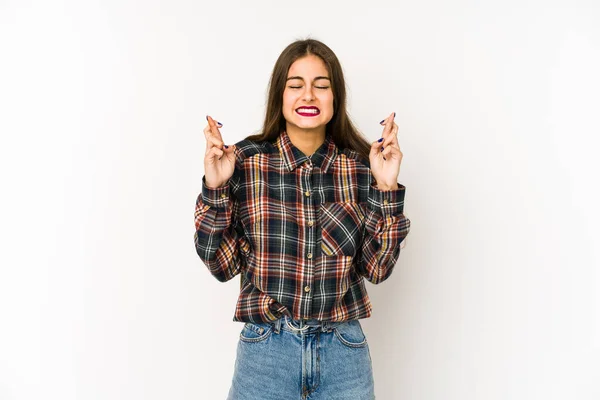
194, 130, 411, 323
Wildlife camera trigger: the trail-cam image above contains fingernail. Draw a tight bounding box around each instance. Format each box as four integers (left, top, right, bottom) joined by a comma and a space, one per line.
206, 115, 209, 121
379, 119, 384, 124
217, 121, 223, 126
377, 137, 383, 142
380, 146, 384, 151
224, 145, 229, 148
383, 157, 387, 160
393, 112, 396, 118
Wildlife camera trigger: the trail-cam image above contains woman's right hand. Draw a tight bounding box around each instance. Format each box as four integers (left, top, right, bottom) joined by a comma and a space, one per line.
203, 115, 236, 188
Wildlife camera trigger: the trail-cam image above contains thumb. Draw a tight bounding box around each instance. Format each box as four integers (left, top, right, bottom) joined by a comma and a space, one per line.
369, 140, 382, 158
225, 144, 236, 157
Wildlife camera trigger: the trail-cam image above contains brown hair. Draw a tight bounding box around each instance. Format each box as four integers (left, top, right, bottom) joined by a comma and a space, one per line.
244, 38, 372, 161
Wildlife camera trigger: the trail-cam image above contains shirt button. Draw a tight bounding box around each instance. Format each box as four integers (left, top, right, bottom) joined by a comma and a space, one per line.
383, 199, 389, 205
307, 220, 314, 227
305, 190, 311, 197
307, 252, 313, 259
220, 193, 227, 199
304, 285, 311, 292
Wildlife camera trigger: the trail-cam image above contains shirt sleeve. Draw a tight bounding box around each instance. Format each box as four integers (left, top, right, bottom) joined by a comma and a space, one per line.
356, 181, 411, 284
193, 167, 248, 283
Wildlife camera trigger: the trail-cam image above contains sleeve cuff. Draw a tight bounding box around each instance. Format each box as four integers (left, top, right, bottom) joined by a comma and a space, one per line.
202, 175, 230, 209
367, 182, 406, 217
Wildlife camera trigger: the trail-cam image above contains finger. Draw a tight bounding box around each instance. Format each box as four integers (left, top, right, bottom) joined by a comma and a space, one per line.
221, 143, 234, 155
204, 129, 226, 158
207, 146, 225, 162
370, 138, 384, 158
205, 136, 225, 157
372, 138, 391, 162
205, 117, 227, 152
383, 145, 403, 160
203, 120, 223, 140
380, 112, 395, 139
224, 144, 236, 161
203, 124, 217, 147
381, 112, 394, 134
203, 124, 217, 139
206, 115, 224, 142
207, 134, 225, 149
379, 111, 395, 127
206, 115, 223, 128
382, 122, 399, 149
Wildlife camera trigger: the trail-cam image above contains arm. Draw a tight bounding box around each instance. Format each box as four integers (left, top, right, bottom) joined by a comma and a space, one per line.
356, 181, 411, 284
193, 170, 247, 283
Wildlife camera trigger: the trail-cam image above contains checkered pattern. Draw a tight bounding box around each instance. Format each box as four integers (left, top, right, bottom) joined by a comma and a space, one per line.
194, 130, 411, 323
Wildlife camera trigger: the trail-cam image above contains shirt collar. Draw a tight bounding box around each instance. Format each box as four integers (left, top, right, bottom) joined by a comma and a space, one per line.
276, 130, 338, 173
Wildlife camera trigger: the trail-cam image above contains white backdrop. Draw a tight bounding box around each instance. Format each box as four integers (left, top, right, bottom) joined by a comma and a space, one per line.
1, 1, 599, 399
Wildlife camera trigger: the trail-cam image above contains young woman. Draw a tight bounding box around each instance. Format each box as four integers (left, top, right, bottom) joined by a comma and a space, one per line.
194, 38, 411, 400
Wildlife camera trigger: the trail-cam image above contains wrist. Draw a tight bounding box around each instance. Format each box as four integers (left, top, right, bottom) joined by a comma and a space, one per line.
205, 182, 227, 189
375, 183, 399, 191
203, 176, 227, 189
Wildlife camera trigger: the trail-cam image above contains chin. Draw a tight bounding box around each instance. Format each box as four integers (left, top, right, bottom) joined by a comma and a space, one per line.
299, 125, 325, 132
296, 119, 326, 129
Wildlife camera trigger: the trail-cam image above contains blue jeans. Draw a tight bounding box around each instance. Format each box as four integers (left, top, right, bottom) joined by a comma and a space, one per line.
227, 315, 376, 399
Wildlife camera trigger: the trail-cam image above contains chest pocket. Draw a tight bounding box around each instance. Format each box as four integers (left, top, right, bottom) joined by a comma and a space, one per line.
319, 201, 365, 257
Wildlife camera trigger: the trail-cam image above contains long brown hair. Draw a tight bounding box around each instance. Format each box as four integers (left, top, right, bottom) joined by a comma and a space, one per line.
244, 38, 372, 161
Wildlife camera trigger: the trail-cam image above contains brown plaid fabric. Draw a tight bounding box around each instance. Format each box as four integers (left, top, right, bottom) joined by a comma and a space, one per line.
194, 130, 411, 323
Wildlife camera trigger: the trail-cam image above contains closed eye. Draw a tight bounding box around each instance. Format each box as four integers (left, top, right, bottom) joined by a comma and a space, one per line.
289, 86, 330, 89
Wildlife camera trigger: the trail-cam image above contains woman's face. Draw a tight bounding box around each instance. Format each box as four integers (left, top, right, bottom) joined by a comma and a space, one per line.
282, 54, 334, 136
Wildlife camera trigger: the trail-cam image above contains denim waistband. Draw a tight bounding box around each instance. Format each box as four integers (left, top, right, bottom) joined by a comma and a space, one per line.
268, 314, 347, 334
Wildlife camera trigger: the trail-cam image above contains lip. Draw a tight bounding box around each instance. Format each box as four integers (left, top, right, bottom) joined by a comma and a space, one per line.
296, 106, 320, 117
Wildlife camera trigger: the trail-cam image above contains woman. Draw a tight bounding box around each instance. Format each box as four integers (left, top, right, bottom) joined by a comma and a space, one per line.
194, 38, 411, 400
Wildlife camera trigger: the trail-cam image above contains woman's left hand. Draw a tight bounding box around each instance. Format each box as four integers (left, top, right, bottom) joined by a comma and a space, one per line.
369, 112, 403, 190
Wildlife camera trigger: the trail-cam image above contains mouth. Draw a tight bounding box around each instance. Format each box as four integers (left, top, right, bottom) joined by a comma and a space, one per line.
296, 106, 320, 117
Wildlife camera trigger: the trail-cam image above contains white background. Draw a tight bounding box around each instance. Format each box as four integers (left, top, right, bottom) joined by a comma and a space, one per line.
1, 1, 599, 399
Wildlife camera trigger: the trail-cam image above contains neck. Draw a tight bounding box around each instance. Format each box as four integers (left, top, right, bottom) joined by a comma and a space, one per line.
285, 125, 326, 157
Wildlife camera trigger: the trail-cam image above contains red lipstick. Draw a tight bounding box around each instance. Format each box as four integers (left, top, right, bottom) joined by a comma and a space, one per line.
296, 106, 320, 117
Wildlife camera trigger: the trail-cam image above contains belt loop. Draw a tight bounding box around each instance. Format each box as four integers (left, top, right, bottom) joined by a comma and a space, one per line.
273, 316, 281, 334
323, 320, 339, 333
284, 315, 310, 332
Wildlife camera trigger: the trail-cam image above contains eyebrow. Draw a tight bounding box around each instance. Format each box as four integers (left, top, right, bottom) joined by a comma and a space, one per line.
286, 76, 331, 82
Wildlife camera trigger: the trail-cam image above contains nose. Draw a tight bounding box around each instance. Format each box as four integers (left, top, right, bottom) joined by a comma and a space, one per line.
303, 86, 315, 101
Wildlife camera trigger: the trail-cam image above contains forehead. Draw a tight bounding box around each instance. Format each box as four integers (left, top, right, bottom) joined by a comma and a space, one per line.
287, 55, 329, 78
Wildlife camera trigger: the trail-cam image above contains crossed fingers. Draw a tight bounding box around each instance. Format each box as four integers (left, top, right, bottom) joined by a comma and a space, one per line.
380, 112, 400, 150
203, 116, 225, 156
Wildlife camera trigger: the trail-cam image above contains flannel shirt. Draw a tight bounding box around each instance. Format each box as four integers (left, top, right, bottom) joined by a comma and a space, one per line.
194, 130, 411, 323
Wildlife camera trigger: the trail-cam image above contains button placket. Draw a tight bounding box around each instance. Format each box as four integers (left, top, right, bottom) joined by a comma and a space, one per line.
302, 160, 315, 302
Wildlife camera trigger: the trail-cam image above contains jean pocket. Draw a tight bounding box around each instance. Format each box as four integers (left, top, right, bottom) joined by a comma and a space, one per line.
239, 322, 273, 343
332, 320, 368, 348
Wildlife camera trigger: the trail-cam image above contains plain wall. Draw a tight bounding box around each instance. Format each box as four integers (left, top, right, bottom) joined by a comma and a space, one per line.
1, 0, 599, 399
